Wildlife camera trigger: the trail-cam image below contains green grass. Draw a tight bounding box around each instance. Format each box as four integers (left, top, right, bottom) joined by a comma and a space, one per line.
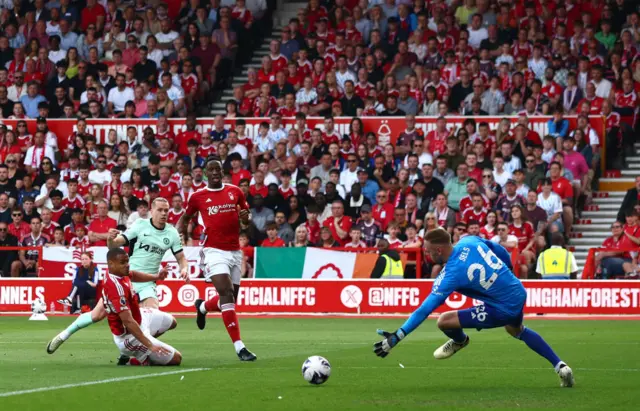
0, 316, 639, 410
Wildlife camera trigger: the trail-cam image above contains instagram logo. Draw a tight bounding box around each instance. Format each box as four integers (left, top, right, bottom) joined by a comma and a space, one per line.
178, 285, 199, 307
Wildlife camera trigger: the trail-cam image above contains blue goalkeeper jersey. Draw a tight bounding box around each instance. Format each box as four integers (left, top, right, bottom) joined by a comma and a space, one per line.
400, 236, 527, 335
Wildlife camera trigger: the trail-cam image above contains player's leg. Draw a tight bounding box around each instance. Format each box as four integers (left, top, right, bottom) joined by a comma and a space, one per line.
432, 310, 470, 359
145, 334, 182, 366
143, 308, 178, 338
136, 282, 160, 309
46, 299, 107, 354
505, 321, 574, 387
195, 249, 256, 361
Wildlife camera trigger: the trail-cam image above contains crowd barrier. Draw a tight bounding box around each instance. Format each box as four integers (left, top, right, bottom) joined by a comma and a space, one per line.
1, 278, 639, 314
1, 115, 605, 149
1, 246, 638, 314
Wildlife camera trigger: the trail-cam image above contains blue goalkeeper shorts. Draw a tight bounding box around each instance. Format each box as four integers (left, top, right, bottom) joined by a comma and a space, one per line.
458, 304, 524, 331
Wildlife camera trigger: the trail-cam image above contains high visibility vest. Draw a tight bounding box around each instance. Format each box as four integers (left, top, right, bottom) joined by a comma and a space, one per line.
539, 248, 571, 279
381, 254, 404, 279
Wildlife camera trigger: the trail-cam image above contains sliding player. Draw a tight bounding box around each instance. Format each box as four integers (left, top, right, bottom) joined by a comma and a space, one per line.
103, 247, 181, 366
177, 157, 256, 361
373, 229, 574, 387
47, 198, 189, 356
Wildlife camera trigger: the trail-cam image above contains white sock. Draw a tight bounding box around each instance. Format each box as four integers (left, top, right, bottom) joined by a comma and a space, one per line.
59, 330, 70, 341
554, 361, 566, 373
233, 340, 245, 353
199, 302, 208, 315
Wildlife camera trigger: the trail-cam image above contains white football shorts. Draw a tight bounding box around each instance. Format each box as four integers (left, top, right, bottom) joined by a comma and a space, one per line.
199, 247, 242, 285
113, 308, 176, 365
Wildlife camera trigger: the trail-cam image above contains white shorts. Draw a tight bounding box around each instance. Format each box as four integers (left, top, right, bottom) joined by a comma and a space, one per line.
113, 309, 176, 365
199, 247, 242, 285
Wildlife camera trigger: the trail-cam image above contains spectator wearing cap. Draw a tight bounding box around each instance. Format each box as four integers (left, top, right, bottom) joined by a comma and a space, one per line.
357, 168, 379, 205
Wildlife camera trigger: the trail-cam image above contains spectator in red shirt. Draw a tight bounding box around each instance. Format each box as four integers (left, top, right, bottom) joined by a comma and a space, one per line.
250, 169, 268, 198
344, 226, 367, 249
230, 153, 251, 186
323, 200, 352, 246
8, 208, 30, 241
261, 222, 286, 247
87, 200, 117, 246
80, 0, 106, 33
372, 189, 395, 231
598, 222, 636, 279
548, 161, 574, 235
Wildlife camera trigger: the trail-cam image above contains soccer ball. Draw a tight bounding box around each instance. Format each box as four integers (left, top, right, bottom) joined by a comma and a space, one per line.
31, 298, 47, 314
301, 356, 331, 385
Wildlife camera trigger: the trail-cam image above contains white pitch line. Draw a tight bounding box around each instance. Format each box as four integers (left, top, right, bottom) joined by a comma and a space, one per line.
0, 368, 210, 398
218, 365, 640, 373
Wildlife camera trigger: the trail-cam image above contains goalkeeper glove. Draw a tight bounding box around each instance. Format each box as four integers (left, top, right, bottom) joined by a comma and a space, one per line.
373, 328, 405, 358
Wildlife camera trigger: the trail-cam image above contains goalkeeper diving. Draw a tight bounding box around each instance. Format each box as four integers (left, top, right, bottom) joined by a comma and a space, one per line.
373, 228, 574, 387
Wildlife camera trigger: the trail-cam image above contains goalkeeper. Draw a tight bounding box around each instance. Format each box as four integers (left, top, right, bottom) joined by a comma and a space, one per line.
373, 229, 575, 388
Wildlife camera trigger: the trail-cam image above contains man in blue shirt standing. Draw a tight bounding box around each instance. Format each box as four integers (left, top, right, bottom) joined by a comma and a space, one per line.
373, 229, 575, 388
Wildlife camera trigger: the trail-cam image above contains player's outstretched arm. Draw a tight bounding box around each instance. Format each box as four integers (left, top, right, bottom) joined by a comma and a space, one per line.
130, 268, 168, 283
175, 251, 190, 284
107, 229, 127, 249
118, 310, 171, 356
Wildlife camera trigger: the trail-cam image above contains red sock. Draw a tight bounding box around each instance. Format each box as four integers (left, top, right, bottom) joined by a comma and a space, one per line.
204, 295, 220, 312
220, 303, 241, 343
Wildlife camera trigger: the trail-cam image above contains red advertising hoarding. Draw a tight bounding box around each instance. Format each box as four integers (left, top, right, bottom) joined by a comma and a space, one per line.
2, 279, 639, 315
1, 116, 605, 150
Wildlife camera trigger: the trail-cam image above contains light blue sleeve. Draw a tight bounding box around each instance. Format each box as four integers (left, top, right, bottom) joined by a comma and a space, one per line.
558, 120, 569, 138
399, 264, 459, 335
122, 219, 141, 244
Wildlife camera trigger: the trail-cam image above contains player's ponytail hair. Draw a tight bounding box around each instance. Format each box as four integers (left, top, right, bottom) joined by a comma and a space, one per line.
424, 227, 452, 245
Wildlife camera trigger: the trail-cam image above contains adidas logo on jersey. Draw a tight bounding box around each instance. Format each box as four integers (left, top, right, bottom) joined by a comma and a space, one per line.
206, 198, 212, 203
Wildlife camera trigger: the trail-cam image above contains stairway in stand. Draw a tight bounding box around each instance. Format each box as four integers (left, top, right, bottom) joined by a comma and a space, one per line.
571, 144, 639, 274
210, 2, 306, 115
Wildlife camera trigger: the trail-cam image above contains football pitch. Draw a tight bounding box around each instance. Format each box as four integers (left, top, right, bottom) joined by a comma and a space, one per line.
1, 316, 639, 411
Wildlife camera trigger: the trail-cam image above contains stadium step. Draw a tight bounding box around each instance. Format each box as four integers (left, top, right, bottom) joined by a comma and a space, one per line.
581, 211, 618, 219
573, 223, 614, 231
570, 238, 607, 246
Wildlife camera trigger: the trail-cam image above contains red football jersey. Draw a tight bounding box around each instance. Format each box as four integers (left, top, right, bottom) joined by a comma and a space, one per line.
322, 216, 352, 246
102, 273, 142, 336
261, 237, 286, 247
50, 207, 66, 223
461, 208, 488, 225
175, 130, 201, 157
157, 181, 180, 201
62, 195, 85, 210
551, 177, 573, 200
185, 184, 249, 251
167, 208, 185, 226
180, 73, 199, 95
197, 145, 216, 159
41, 221, 59, 240
158, 151, 178, 163
77, 181, 92, 198
508, 221, 535, 252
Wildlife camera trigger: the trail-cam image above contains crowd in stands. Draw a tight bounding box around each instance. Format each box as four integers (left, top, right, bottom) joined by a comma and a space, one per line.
0, 0, 639, 280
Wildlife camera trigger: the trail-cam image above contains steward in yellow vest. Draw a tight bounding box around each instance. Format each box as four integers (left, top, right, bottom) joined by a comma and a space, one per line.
535, 233, 578, 279
370, 239, 404, 279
